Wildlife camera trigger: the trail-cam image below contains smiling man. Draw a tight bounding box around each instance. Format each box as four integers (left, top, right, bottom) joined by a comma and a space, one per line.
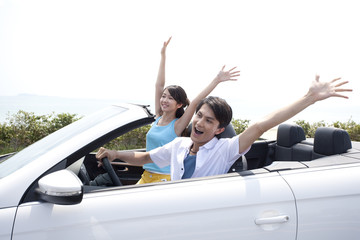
146, 96, 245, 180
96, 75, 352, 181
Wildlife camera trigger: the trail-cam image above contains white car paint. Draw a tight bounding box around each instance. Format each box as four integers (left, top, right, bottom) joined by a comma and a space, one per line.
281, 163, 360, 240
1, 103, 360, 240
13, 173, 296, 240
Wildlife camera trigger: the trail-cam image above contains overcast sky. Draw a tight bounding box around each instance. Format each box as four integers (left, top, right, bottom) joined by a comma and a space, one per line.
1, 0, 359, 123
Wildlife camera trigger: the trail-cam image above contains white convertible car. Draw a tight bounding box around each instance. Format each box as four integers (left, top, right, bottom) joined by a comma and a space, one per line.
1, 103, 359, 240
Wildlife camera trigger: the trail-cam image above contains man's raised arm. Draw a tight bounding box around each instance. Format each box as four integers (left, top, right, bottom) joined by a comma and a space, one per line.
238, 75, 352, 153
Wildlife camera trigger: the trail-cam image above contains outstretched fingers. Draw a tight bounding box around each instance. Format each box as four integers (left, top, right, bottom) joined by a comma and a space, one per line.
331, 77, 352, 91
330, 77, 342, 83
216, 65, 241, 82
335, 87, 352, 92
331, 78, 352, 98
221, 65, 239, 72
332, 92, 350, 99
227, 71, 240, 81
333, 87, 353, 98
333, 80, 349, 88
161, 37, 172, 54
226, 66, 240, 76
311, 74, 352, 101
229, 68, 240, 80
164, 36, 172, 47
229, 73, 240, 81
230, 70, 241, 75
228, 66, 237, 72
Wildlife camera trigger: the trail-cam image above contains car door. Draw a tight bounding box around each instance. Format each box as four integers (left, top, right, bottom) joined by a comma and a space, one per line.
280, 162, 360, 240
12, 171, 297, 240
0, 207, 17, 240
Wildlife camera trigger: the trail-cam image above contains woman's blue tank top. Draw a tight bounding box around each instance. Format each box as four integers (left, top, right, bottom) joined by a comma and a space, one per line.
143, 117, 178, 174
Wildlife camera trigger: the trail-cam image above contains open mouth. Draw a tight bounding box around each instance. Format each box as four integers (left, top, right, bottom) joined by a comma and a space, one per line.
194, 127, 204, 135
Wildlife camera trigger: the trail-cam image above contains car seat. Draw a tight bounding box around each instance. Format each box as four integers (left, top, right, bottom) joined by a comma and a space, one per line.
312, 127, 352, 159
275, 123, 306, 161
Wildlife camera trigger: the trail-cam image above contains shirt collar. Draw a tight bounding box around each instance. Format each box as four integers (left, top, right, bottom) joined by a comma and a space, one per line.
199, 137, 219, 151
184, 136, 219, 153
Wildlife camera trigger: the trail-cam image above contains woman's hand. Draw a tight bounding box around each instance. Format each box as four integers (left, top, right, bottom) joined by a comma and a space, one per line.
214, 65, 240, 83
161, 37, 172, 55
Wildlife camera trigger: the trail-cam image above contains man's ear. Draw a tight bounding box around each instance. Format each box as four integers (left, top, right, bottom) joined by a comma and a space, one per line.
215, 127, 225, 136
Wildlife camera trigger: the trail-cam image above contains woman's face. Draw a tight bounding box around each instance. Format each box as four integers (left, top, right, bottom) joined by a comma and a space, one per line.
160, 89, 182, 113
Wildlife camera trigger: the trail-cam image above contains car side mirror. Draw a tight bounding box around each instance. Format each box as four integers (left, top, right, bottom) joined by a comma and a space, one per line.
36, 169, 83, 205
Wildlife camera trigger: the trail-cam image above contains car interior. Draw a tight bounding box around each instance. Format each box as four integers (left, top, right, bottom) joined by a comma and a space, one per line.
76, 122, 357, 191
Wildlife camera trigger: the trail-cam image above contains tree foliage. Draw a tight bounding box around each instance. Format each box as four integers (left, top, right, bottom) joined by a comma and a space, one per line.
0, 111, 80, 154
231, 118, 250, 135
295, 119, 360, 141
103, 125, 151, 150
1, 111, 359, 155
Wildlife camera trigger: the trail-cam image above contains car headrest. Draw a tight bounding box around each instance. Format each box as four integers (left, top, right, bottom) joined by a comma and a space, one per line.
218, 123, 237, 138
314, 127, 352, 155
186, 123, 236, 139
277, 123, 306, 147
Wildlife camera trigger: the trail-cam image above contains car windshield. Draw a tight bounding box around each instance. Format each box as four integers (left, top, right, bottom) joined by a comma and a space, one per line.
0, 106, 127, 178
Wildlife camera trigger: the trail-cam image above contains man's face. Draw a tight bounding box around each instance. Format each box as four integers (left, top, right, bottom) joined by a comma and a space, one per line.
191, 104, 225, 146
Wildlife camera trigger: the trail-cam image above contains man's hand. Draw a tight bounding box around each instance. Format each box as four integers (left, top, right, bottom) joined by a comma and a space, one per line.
96, 147, 117, 167
307, 75, 352, 102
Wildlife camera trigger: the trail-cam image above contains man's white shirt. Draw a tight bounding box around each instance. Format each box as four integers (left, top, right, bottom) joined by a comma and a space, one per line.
150, 135, 250, 180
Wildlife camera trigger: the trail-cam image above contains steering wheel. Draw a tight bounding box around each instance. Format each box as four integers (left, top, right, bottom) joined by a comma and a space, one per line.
102, 157, 123, 186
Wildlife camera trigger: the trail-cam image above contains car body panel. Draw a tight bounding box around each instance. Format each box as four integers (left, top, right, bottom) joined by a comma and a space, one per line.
0, 207, 16, 240
280, 163, 360, 239
13, 173, 297, 240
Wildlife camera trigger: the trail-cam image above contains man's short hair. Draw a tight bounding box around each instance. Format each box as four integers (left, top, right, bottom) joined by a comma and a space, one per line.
196, 96, 232, 129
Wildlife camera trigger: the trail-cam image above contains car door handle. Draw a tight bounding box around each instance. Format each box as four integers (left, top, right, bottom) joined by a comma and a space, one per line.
116, 167, 129, 172
255, 215, 289, 225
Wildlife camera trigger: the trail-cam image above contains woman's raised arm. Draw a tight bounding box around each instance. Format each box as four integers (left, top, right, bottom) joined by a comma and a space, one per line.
174, 65, 240, 136
154, 37, 172, 118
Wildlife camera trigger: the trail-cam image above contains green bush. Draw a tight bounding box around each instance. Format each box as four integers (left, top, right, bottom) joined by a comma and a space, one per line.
103, 125, 151, 150
0, 111, 80, 154
333, 119, 360, 141
295, 119, 360, 141
231, 118, 250, 135
1, 110, 359, 155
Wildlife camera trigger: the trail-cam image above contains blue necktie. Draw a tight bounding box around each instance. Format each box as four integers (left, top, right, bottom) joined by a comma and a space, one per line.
182, 154, 196, 179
